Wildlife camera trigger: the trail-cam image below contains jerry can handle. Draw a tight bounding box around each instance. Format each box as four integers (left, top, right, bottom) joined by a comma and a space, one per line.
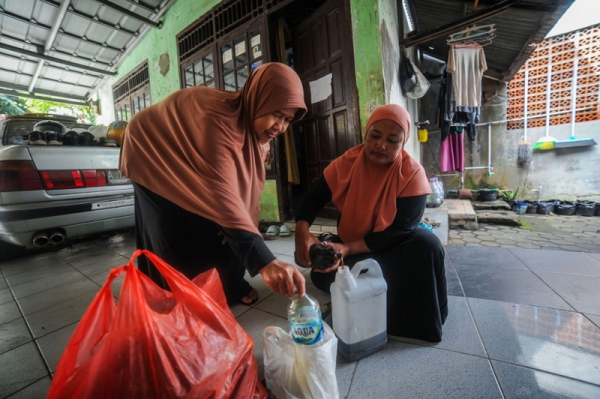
351, 259, 383, 280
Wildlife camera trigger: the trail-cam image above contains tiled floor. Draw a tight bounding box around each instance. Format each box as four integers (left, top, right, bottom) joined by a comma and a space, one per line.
1, 231, 600, 398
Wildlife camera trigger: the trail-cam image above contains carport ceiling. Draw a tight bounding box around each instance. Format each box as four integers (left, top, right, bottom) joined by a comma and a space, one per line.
404, 0, 575, 81
0, 0, 175, 106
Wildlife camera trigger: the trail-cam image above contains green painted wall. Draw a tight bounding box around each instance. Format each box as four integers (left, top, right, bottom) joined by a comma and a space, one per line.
349, 0, 386, 134
259, 180, 280, 222
115, 0, 220, 103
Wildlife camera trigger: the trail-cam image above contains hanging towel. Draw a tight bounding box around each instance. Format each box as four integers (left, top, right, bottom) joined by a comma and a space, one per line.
440, 131, 464, 173
447, 44, 487, 107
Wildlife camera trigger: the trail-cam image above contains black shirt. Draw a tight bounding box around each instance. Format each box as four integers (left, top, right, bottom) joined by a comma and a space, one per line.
295, 176, 427, 253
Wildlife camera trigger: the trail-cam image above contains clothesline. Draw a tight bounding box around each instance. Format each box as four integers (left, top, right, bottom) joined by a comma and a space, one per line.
428, 106, 594, 132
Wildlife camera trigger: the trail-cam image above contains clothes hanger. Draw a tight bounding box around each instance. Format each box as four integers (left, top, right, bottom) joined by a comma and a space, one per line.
448, 24, 495, 42
451, 42, 482, 48
447, 30, 495, 44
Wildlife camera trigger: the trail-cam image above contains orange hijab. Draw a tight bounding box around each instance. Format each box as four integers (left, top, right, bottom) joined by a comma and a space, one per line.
323, 104, 431, 243
119, 63, 306, 235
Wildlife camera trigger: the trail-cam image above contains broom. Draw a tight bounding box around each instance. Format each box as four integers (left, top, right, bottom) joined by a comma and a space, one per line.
532, 136, 555, 151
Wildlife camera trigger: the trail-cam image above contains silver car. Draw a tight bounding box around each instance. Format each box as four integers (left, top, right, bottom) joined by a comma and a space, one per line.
0, 114, 134, 260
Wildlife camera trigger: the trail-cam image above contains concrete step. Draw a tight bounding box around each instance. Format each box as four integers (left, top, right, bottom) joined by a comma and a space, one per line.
284, 220, 337, 236
439, 199, 478, 230
473, 200, 512, 211
476, 210, 521, 226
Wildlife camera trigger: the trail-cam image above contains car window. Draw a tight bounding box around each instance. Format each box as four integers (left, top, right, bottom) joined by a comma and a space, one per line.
3, 120, 92, 145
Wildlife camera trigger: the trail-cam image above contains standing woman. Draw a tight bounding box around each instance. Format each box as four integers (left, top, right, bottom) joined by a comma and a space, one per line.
295, 104, 448, 342
120, 63, 307, 305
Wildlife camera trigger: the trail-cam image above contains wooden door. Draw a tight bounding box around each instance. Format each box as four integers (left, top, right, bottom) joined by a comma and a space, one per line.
294, 0, 360, 195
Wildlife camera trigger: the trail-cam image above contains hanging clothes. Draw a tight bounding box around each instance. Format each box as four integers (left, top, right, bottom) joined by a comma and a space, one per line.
447, 44, 487, 107
440, 130, 464, 172
437, 67, 479, 142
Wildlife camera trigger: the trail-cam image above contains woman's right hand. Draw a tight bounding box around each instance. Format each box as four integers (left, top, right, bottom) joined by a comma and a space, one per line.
294, 221, 320, 268
259, 259, 306, 298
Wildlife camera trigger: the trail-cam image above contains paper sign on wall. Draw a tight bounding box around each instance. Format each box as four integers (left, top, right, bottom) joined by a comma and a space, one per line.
309, 73, 333, 104
223, 49, 232, 64
235, 42, 246, 56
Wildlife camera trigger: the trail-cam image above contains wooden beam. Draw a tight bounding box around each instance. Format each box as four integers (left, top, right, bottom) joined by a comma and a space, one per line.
467, 0, 558, 13
401, 0, 522, 48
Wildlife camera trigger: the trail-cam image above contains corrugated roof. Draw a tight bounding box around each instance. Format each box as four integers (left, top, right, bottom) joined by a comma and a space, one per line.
0, 0, 174, 105
0, 0, 575, 103
412, 0, 574, 81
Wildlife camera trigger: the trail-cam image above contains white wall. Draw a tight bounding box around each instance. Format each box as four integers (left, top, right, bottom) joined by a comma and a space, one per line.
378, 0, 420, 160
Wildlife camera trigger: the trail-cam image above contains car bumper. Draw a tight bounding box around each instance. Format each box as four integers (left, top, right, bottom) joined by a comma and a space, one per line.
0, 196, 135, 248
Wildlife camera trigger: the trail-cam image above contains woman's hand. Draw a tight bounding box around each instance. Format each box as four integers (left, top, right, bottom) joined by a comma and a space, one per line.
294, 221, 320, 267
312, 241, 348, 273
312, 240, 371, 273
259, 259, 306, 298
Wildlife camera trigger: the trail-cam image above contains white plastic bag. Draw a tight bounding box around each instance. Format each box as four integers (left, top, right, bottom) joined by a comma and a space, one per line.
263, 323, 339, 399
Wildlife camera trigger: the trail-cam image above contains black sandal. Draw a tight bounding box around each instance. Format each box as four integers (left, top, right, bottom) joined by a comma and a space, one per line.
240, 288, 259, 305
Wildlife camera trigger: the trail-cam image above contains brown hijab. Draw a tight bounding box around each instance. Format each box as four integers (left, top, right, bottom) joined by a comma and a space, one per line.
119, 63, 306, 235
323, 104, 431, 243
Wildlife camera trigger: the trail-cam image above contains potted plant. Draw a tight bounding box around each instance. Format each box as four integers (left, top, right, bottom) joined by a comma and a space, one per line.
575, 200, 596, 217
556, 200, 576, 216
500, 187, 520, 209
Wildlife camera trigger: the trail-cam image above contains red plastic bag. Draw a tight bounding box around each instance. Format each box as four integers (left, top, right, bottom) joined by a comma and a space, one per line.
47, 250, 267, 399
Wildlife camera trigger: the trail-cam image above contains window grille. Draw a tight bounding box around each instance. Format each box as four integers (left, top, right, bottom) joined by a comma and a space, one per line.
177, 0, 268, 64
112, 61, 151, 121
507, 24, 600, 129
213, 0, 263, 39
177, 14, 214, 64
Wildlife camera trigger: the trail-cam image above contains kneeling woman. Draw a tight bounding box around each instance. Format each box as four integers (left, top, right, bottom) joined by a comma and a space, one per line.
295, 104, 448, 342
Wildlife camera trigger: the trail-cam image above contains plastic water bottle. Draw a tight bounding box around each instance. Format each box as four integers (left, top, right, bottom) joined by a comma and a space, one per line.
288, 294, 324, 345
435, 177, 445, 203
426, 178, 436, 207
428, 178, 441, 207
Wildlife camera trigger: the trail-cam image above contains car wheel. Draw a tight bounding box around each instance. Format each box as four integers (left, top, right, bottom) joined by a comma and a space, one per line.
0, 240, 27, 262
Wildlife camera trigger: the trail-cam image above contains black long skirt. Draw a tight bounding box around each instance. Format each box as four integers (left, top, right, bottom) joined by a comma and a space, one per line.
310, 228, 448, 342
133, 182, 252, 303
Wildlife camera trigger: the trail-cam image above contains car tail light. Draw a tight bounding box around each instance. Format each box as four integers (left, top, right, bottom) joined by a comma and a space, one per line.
82, 170, 107, 187
40, 170, 85, 189
1, 162, 110, 191
0, 160, 44, 191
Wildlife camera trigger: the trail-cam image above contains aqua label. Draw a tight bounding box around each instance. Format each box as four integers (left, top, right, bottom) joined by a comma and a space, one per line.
289, 318, 324, 345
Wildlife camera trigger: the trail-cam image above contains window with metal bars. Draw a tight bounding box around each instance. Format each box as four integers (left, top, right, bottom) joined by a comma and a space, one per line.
221, 25, 264, 91
179, 19, 266, 92
176, 0, 300, 91
112, 61, 152, 121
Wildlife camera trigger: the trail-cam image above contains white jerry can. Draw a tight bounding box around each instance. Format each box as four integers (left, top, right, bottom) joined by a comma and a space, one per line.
330, 259, 388, 362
